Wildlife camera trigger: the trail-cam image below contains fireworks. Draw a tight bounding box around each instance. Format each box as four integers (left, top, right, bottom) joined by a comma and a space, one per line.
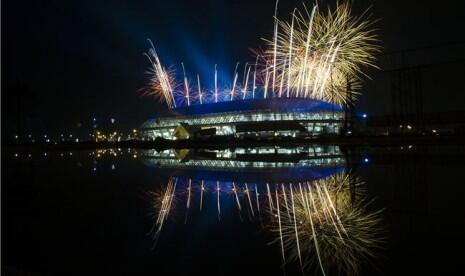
143, 1, 379, 109
264, 1, 380, 105
268, 173, 384, 275
143, 40, 177, 108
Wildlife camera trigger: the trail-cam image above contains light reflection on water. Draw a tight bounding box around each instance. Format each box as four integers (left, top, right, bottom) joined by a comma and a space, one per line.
142, 146, 385, 275
4, 145, 465, 275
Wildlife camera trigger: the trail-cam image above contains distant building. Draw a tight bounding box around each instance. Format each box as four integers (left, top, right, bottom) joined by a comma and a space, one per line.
353, 111, 465, 136
140, 98, 344, 140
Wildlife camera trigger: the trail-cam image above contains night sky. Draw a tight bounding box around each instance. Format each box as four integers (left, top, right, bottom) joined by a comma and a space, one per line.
2, 0, 465, 138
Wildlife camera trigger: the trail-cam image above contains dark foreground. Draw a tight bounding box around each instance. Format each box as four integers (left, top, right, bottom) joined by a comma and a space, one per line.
2, 144, 465, 275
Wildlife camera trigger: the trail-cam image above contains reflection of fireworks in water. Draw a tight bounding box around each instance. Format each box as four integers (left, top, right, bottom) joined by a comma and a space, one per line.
244, 183, 255, 217
216, 181, 221, 221
148, 177, 177, 245
232, 182, 242, 211
268, 173, 384, 275
184, 179, 192, 223
143, 1, 379, 108
200, 180, 205, 211
147, 175, 383, 273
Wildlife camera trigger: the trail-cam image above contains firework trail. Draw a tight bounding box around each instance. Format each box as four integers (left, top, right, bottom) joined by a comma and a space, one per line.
213, 64, 218, 103
230, 62, 240, 101
252, 56, 258, 99
197, 74, 203, 104
143, 40, 177, 108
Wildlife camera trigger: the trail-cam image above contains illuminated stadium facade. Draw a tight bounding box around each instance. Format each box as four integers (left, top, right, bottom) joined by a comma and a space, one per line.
139, 145, 345, 183
140, 98, 344, 140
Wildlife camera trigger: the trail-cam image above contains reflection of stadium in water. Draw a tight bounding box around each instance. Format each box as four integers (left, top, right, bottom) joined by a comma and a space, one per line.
139, 145, 346, 183
144, 146, 384, 275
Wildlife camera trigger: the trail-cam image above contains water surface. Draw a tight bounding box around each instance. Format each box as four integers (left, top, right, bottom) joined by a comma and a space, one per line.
2, 146, 464, 275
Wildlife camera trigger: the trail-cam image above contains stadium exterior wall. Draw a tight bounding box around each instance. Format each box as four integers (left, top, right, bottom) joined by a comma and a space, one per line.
140, 98, 344, 140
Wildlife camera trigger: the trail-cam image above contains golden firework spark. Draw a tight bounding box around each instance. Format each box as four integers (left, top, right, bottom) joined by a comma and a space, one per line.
143, 40, 178, 108
263, 1, 380, 105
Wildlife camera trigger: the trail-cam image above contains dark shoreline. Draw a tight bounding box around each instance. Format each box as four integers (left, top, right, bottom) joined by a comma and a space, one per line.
3, 135, 465, 152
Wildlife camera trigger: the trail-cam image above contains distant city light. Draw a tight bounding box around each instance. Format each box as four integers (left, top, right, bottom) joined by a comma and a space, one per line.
363, 157, 369, 163
361, 113, 368, 119
110, 118, 116, 124
406, 125, 412, 130
14, 135, 18, 139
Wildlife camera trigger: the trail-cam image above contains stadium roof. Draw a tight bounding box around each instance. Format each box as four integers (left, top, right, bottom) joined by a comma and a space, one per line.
152, 98, 343, 119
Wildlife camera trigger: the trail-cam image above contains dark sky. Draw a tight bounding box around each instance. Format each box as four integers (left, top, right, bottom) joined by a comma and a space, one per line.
2, 0, 465, 138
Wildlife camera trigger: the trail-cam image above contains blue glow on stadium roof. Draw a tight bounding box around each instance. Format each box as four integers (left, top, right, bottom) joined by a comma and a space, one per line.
144, 165, 346, 184
149, 98, 343, 120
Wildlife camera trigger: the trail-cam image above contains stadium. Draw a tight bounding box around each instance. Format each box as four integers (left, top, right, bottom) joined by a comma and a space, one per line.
139, 2, 377, 141
139, 98, 344, 140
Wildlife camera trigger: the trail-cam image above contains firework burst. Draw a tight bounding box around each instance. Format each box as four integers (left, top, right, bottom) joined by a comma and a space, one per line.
143, 40, 178, 108
264, 1, 380, 105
